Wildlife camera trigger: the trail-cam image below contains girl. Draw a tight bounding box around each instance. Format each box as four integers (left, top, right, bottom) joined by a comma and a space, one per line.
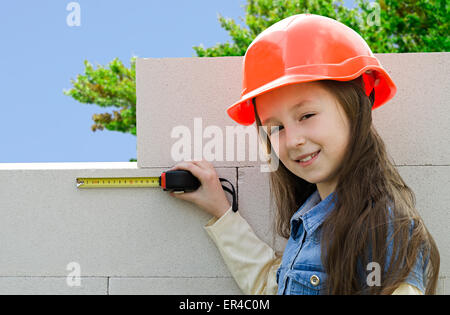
167, 14, 440, 295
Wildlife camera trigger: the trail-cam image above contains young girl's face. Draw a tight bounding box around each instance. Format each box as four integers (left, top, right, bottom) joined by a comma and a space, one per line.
256, 81, 351, 198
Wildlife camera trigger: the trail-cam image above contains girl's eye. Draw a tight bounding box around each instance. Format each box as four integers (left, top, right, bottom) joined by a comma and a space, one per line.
300, 114, 315, 121
268, 114, 314, 135
269, 125, 284, 135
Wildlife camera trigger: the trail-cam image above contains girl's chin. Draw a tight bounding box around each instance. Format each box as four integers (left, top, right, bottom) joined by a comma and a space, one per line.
283, 160, 324, 183
291, 170, 324, 184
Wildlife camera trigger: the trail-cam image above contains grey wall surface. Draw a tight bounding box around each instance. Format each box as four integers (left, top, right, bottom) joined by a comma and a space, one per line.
0, 53, 448, 294
0, 163, 240, 294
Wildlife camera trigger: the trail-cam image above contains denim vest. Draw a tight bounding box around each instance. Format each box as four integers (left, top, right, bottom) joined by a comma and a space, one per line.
276, 189, 427, 295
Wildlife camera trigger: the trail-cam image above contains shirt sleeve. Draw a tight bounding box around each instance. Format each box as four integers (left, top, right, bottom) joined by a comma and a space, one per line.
391, 283, 424, 295
204, 206, 282, 295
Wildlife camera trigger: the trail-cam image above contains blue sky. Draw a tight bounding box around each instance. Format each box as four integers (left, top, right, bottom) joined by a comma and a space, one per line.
0, 0, 353, 163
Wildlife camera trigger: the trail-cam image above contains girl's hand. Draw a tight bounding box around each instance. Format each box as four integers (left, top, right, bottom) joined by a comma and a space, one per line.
166, 160, 231, 218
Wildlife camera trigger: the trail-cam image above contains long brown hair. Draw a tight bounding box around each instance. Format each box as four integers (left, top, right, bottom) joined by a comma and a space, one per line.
253, 77, 440, 294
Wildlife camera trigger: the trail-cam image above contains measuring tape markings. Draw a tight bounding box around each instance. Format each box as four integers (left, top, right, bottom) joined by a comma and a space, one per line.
76, 170, 238, 212
76, 177, 160, 188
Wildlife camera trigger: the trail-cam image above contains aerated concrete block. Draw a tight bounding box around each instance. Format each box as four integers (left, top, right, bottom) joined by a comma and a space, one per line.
237, 167, 276, 248
109, 277, 241, 295
372, 53, 449, 166
0, 163, 236, 278
136, 57, 265, 169
0, 277, 107, 295
437, 277, 446, 295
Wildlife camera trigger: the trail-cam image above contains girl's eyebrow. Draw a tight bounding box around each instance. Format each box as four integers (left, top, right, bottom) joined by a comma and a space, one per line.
262, 100, 312, 125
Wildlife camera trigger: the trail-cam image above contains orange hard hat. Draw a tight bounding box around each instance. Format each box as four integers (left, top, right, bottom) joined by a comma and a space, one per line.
227, 14, 397, 126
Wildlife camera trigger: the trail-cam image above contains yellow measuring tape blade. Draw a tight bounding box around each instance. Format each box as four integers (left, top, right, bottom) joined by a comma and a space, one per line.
76, 177, 160, 188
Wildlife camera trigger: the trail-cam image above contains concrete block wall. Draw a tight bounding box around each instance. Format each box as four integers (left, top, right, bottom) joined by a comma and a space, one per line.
0, 52, 448, 294
0, 163, 241, 294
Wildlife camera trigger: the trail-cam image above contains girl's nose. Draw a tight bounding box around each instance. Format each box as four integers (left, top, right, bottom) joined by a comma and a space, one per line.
285, 126, 305, 150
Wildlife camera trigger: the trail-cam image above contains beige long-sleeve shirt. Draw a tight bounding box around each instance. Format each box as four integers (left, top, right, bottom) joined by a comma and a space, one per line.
204, 206, 423, 295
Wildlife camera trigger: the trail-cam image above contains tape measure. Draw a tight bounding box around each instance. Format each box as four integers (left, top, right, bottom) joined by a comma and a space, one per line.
76, 169, 238, 212
76, 170, 200, 192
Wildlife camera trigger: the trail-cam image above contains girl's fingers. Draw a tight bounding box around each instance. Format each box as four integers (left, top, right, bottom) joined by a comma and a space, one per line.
168, 161, 196, 171
167, 161, 206, 183
191, 160, 204, 168
192, 159, 215, 171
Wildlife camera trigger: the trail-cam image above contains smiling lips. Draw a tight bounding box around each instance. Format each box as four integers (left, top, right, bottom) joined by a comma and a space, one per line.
295, 150, 321, 162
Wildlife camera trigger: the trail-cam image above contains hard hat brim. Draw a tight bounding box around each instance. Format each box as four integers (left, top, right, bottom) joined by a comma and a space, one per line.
227, 59, 396, 126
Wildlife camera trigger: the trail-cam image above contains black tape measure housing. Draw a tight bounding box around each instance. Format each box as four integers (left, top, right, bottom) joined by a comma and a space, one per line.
160, 170, 201, 192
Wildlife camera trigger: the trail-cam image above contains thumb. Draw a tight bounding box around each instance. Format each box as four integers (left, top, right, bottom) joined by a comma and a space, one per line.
169, 190, 197, 202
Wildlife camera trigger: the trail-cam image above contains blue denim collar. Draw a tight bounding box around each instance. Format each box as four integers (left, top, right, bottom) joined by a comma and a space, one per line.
290, 189, 337, 238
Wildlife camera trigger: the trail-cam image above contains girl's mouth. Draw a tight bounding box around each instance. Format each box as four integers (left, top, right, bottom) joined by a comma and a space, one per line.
296, 150, 320, 167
